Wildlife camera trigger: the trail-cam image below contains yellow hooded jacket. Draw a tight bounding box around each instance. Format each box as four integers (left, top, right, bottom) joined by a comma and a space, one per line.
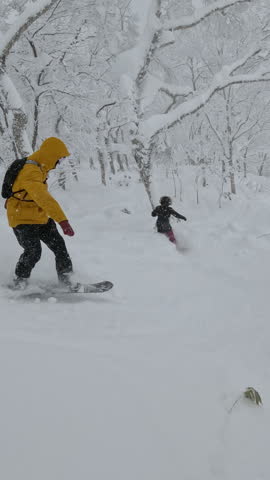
6, 137, 70, 228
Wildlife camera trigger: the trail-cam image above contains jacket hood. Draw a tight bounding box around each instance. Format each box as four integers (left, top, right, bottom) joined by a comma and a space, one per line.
28, 137, 70, 171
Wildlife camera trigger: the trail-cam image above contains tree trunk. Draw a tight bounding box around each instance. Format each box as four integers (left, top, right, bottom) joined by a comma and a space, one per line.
116, 153, 124, 172
97, 150, 106, 186
258, 153, 266, 176
133, 140, 153, 207
244, 161, 247, 178
229, 171, 236, 195
89, 157, 95, 169
225, 91, 236, 195
120, 130, 129, 169
109, 157, 116, 175
32, 95, 40, 150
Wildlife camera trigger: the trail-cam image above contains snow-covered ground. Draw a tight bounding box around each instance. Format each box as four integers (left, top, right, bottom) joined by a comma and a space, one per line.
1, 168, 270, 480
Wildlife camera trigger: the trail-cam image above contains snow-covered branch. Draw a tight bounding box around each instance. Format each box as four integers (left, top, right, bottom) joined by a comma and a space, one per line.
134, 0, 253, 103
0, 0, 60, 65
159, 83, 193, 98
140, 77, 193, 112
163, 0, 253, 31
141, 50, 270, 139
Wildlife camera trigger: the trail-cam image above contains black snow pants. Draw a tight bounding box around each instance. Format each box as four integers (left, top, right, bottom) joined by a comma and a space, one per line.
13, 218, 73, 280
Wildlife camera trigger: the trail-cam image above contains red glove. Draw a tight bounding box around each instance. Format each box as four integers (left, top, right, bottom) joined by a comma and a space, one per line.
59, 220, 75, 236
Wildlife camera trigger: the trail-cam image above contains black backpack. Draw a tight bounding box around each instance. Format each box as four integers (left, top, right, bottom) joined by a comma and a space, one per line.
1, 158, 39, 199
1, 158, 28, 199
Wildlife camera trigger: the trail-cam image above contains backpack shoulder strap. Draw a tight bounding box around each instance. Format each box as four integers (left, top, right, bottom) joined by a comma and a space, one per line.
25, 159, 41, 168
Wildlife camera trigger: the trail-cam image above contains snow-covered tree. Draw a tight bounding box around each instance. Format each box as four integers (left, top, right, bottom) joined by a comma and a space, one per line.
118, 0, 270, 205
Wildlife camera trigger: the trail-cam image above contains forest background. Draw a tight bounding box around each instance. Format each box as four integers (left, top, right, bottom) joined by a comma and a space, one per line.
1, 0, 270, 207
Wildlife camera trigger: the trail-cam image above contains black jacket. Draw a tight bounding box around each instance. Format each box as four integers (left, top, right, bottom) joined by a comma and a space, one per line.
151, 205, 186, 233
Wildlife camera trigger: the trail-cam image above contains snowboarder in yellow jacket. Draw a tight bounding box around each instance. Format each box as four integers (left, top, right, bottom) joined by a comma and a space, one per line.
6, 137, 75, 289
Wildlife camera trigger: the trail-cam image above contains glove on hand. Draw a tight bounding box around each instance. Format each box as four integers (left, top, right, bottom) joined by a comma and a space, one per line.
59, 220, 75, 236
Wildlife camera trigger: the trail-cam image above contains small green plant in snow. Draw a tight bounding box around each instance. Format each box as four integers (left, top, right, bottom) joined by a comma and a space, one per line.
228, 387, 263, 413
244, 387, 262, 406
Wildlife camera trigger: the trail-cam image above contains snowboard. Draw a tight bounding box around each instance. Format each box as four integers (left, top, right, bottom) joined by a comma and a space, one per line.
68, 281, 113, 293
7, 280, 113, 301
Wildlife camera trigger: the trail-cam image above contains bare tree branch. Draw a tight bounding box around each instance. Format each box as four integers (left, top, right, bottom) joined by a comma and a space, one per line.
31, 0, 63, 38
96, 102, 117, 117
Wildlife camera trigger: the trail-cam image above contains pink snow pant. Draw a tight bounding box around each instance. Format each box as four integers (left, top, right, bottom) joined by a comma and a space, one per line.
165, 230, 176, 244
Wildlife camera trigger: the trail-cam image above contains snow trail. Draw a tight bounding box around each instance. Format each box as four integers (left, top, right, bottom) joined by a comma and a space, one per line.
0, 174, 270, 480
